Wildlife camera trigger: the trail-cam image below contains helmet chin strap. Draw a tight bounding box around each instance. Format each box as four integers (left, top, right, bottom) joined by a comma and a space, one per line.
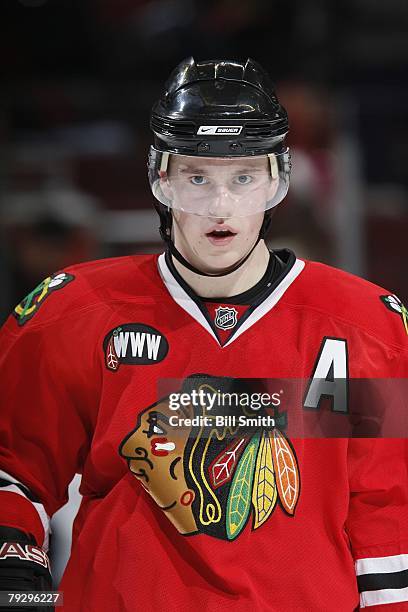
160, 208, 273, 278
167, 232, 262, 277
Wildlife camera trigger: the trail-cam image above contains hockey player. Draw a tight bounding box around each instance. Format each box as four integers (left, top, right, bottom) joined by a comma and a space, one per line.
0, 57, 407, 611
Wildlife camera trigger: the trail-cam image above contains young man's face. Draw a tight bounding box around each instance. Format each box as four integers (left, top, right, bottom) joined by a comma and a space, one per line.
160, 155, 278, 273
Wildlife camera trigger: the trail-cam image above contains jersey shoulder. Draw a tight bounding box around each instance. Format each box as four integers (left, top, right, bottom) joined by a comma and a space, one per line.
286, 259, 408, 349
7, 253, 163, 331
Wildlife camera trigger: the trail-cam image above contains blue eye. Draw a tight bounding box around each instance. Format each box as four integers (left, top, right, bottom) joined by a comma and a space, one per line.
190, 176, 208, 185
234, 175, 252, 185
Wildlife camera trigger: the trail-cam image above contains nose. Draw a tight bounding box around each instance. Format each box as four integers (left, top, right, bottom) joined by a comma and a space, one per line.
207, 184, 236, 218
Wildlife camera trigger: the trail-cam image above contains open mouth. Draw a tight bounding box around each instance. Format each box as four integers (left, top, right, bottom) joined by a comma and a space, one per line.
205, 227, 238, 245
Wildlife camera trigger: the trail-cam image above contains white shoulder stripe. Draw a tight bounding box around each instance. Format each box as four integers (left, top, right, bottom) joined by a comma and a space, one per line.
0, 470, 50, 552
360, 586, 408, 608
356, 553, 408, 576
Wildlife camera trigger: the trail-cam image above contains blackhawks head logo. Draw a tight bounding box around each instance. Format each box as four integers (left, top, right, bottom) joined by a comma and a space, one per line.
13, 272, 75, 326
380, 294, 408, 335
119, 375, 300, 541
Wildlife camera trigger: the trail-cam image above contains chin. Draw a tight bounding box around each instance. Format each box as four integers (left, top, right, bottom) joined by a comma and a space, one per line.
197, 252, 241, 272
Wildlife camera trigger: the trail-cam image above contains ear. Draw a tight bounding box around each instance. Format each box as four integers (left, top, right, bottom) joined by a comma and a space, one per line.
266, 175, 279, 202
159, 172, 174, 202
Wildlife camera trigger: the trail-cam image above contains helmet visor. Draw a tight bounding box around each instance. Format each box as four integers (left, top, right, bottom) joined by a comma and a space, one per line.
148, 148, 290, 218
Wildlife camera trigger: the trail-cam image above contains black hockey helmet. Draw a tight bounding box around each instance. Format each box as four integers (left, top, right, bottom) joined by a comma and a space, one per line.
148, 57, 291, 276
150, 56, 288, 156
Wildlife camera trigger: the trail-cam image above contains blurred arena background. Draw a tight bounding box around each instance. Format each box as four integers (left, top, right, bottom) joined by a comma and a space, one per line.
0, 0, 407, 585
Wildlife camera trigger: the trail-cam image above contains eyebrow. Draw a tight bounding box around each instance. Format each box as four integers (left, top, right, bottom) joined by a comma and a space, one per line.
178, 166, 207, 175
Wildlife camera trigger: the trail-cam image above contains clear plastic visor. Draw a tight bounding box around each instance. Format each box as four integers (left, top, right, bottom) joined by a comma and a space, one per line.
149, 148, 290, 218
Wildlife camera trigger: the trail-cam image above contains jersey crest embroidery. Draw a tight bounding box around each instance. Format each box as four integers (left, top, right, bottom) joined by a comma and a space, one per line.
380, 294, 408, 335
13, 272, 75, 326
119, 374, 300, 541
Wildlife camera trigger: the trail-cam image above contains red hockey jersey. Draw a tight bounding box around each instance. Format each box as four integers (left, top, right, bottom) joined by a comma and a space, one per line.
0, 250, 407, 611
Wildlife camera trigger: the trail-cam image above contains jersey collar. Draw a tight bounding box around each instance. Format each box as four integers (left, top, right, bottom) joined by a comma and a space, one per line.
157, 250, 305, 348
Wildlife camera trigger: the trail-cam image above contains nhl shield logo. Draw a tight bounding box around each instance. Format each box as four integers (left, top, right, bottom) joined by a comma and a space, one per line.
214, 306, 238, 330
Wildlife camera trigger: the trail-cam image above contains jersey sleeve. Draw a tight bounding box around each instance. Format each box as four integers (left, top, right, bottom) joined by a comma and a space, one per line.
346, 437, 408, 609
345, 342, 408, 610
0, 303, 100, 552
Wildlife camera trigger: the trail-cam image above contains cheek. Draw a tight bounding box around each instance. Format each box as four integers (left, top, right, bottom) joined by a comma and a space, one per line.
175, 215, 205, 240
244, 215, 264, 237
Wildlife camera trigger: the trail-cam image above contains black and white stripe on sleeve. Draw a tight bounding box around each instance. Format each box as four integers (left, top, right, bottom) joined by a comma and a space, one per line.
356, 553, 408, 607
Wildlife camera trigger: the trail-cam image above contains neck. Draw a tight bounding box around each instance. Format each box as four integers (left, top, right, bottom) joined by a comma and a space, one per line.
171, 240, 270, 298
